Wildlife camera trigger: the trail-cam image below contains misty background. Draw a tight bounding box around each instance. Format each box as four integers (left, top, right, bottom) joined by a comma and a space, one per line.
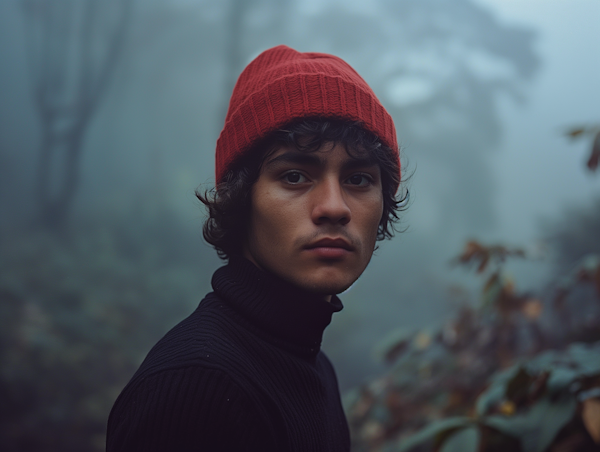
1, 0, 599, 450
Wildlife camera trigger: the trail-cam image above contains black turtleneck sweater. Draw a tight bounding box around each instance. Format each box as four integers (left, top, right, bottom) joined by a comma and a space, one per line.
106, 256, 350, 451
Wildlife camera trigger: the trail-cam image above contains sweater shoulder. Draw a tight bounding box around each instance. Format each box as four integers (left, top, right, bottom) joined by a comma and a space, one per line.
107, 366, 279, 452
129, 292, 241, 381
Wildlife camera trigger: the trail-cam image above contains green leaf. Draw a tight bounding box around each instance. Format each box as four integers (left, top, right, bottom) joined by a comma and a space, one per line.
440, 426, 480, 452
484, 395, 576, 452
527, 343, 600, 381
546, 367, 578, 394
375, 326, 416, 362
566, 342, 600, 376
506, 367, 533, 401
398, 417, 472, 452
481, 272, 503, 308
477, 365, 525, 415
475, 382, 505, 416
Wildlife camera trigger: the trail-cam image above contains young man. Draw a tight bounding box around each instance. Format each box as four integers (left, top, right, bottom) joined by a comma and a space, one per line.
106, 45, 403, 452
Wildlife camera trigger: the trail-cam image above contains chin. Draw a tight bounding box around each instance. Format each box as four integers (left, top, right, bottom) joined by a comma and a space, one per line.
293, 271, 358, 296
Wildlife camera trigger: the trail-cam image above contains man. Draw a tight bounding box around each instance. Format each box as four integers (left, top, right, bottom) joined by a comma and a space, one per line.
106, 45, 404, 451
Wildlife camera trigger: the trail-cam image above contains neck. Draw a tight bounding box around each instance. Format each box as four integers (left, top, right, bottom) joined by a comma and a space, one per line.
242, 249, 334, 303
211, 255, 343, 356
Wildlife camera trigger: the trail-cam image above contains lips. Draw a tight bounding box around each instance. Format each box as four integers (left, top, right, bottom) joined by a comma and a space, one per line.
305, 238, 354, 251
304, 238, 354, 259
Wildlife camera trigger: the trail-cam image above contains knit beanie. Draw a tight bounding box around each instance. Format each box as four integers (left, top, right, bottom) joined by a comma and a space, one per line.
215, 45, 399, 188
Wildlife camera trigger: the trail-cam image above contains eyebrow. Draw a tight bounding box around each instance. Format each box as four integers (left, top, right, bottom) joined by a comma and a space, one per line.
264, 152, 322, 168
264, 151, 378, 171
342, 156, 378, 171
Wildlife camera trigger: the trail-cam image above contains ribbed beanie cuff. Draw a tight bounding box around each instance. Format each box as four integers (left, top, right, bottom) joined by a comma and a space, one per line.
215, 45, 399, 187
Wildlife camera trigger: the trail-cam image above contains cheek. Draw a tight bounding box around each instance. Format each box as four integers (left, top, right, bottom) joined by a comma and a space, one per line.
362, 195, 384, 237
250, 193, 295, 246
375, 201, 384, 231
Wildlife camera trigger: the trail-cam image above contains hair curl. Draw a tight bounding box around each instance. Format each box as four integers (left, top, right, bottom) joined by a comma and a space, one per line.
197, 118, 408, 260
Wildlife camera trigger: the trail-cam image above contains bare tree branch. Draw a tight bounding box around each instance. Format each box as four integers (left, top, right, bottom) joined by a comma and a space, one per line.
21, 0, 133, 230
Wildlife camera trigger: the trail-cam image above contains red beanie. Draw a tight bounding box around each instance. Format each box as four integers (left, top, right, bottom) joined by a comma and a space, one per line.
215, 45, 399, 188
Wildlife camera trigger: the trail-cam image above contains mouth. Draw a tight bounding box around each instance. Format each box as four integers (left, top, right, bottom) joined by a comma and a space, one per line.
304, 238, 354, 258
305, 238, 354, 250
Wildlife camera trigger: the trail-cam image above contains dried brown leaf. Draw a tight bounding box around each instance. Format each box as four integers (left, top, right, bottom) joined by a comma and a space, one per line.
504, 277, 515, 295
588, 150, 599, 171
498, 400, 516, 416
459, 241, 483, 263
477, 255, 490, 273
588, 132, 600, 172
384, 339, 411, 364
415, 331, 432, 350
566, 127, 586, 138
522, 298, 543, 320
582, 398, 600, 444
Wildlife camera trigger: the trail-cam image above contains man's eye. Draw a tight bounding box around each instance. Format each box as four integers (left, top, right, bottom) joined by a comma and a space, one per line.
347, 174, 372, 187
283, 171, 307, 184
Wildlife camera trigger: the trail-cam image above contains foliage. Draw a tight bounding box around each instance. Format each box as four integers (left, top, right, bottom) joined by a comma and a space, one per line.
0, 207, 212, 452
565, 125, 600, 172
547, 196, 600, 274
397, 343, 600, 452
346, 240, 600, 452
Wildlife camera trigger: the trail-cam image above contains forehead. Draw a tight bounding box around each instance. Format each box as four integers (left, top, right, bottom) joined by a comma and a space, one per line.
262, 141, 378, 169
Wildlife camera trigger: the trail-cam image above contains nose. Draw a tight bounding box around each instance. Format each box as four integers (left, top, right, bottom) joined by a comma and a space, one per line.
311, 177, 351, 225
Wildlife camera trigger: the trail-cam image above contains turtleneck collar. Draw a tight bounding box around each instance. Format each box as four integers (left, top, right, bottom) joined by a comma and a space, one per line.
211, 255, 343, 357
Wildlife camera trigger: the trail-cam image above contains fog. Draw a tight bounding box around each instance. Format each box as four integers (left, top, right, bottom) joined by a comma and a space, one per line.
1, 0, 599, 450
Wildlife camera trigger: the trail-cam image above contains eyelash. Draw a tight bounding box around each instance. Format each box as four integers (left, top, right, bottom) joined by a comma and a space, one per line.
281, 171, 374, 187
346, 173, 374, 187
282, 171, 307, 184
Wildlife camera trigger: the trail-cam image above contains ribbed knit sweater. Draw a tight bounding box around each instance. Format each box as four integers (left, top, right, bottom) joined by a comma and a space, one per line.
106, 256, 350, 451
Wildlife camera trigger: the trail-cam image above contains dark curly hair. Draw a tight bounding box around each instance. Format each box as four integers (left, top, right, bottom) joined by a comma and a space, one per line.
197, 118, 408, 260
